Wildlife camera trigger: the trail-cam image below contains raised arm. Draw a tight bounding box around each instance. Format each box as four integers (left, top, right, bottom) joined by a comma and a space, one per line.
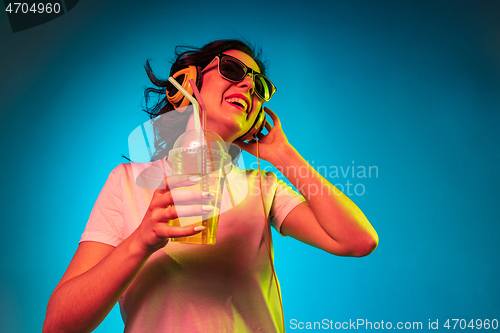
235, 108, 378, 257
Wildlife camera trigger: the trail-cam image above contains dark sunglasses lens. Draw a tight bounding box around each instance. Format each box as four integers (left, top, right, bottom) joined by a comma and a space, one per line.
254, 77, 266, 100
220, 58, 246, 80
220, 56, 275, 101
255, 75, 274, 101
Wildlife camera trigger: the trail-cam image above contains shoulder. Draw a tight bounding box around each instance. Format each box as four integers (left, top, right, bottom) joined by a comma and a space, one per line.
100, 163, 134, 187
108, 160, 169, 190
109, 163, 130, 176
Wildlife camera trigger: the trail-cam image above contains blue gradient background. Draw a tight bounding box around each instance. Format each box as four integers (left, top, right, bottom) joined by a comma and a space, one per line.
1, 0, 499, 332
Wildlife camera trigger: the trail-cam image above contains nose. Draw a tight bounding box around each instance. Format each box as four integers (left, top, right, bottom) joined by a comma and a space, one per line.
237, 73, 255, 95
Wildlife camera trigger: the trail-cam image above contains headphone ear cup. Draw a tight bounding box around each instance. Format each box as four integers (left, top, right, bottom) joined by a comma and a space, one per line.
166, 66, 202, 110
238, 107, 266, 142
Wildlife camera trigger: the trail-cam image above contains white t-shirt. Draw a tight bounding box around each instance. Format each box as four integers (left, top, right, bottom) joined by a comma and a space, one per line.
80, 161, 305, 332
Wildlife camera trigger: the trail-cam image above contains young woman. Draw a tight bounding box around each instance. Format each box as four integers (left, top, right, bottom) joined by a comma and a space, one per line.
43, 39, 378, 333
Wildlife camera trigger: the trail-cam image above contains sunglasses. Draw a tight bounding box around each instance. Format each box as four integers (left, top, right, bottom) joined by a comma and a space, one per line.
202, 54, 277, 101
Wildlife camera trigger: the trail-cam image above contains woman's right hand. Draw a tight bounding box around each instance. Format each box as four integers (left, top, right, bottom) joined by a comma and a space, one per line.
44, 174, 214, 333
132, 174, 215, 254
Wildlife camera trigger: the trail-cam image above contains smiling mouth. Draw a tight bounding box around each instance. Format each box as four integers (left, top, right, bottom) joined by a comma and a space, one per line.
225, 97, 248, 112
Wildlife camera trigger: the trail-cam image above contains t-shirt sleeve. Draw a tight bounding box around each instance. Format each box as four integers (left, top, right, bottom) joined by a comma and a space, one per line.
269, 177, 306, 236
80, 165, 126, 247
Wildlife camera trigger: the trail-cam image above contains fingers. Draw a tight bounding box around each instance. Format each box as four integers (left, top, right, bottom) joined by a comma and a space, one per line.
155, 224, 206, 239
155, 204, 216, 222
151, 174, 205, 208
149, 174, 217, 223
264, 107, 280, 127
156, 174, 202, 191
264, 119, 273, 133
152, 189, 215, 209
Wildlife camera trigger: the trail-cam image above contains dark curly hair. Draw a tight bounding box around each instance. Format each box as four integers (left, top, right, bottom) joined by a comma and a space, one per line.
142, 39, 267, 162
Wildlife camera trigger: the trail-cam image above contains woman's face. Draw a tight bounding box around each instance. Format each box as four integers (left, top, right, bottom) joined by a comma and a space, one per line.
199, 49, 264, 142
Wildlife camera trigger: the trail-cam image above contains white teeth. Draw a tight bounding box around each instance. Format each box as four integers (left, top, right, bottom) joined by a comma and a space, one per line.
225, 97, 248, 111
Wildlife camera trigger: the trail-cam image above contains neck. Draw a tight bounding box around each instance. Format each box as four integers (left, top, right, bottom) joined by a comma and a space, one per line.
186, 113, 234, 152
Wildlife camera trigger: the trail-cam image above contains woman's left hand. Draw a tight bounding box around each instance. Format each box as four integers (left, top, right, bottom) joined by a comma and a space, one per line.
234, 107, 293, 164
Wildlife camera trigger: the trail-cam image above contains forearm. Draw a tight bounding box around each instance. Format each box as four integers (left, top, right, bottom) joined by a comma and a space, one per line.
44, 234, 151, 333
273, 144, 378, 255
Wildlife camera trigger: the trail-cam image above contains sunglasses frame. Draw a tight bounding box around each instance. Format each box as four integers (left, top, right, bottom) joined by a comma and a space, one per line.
202, 54, 277, 101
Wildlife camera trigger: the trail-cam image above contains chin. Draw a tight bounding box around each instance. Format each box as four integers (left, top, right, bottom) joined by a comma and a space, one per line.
206, 119, 246, 142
